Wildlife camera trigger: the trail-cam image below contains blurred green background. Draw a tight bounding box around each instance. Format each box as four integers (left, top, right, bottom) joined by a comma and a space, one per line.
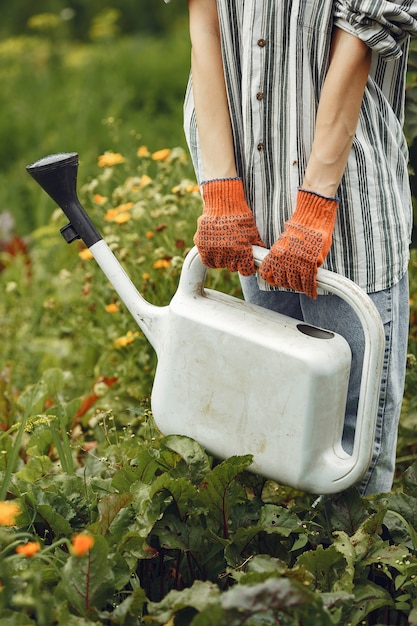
0, 0, 190, 234
2, 1, 417, 238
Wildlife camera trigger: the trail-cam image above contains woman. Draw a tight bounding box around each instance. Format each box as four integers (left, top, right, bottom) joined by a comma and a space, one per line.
175, 0, 417, 495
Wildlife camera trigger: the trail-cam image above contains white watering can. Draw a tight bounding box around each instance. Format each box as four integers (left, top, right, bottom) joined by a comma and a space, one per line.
26, 153, 385, 494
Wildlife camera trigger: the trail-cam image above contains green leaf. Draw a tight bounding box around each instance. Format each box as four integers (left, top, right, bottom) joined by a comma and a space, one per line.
349, 582, 393, 626
150, 473, 201, 520
112, 447, 180, 491
16, 380, 49, 415
117, 530, 157, 563
41, 367, 66, 395
0, 610, 36, 625
402, 461, 417, 497
15, 455, 53, 483
224, 525, 264, 568
97, 586, 147, 624
361, 538, 417, 575
160, 434, 212, 484
313, 488, 369, 536
25, 422, 54, 457
295, 544, 349, 593
347, 509, 386, 561
377, 492, 417, 548
88, 492, 133, 536
189, 605, 226, 626
153, 513, 204, 553
20, 475, 95, 531
218, 577, 330, 625
331, 531, 356, 593
112, 452, 165, 491
131, 482, 171, 538
18, 492, 73, 536
198, 455, 253, 537
146, 580, 221, 624
56, 535, 115, 616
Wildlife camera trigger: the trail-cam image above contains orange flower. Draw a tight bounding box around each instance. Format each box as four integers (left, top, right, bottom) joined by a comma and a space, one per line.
0, 501, 20, 526
153, 259, 171, 270
142, 273, 150, 281
105, 303, 119, 313
16, 541, 41, 557
93, 194, 108, 204
71, 533, 94, 556
97, 152, 125, 167
79, 248, 94, 261
145, 231, 154, 239
104, 202, 133, 224
152, 148, 170, 162
137, 145, 150, 157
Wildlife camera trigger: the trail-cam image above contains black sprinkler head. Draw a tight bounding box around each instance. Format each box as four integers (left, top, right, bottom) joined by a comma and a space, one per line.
26, 153, 101, 247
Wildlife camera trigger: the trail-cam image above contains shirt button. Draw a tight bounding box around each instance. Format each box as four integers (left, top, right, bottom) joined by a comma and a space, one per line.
257, 38, 266, 48
256, 91, 264, 101
257, 142, 264, 151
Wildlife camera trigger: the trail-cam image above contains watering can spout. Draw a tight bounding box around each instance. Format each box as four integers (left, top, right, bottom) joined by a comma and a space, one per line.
26, 153, 164, 350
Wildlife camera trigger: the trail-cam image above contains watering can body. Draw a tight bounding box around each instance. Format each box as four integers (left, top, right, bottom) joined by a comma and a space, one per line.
27, 153, 385, 494
151, 246, 353, 492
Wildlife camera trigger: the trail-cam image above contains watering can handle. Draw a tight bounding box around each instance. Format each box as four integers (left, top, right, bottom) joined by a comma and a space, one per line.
251, 244, 385, 481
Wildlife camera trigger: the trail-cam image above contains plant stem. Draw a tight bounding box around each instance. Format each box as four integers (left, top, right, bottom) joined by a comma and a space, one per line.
50, 418, 74, 475
0, 415, 27, 501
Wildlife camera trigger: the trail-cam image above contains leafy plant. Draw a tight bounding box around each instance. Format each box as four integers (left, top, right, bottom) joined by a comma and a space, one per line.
1, 140, 417, 624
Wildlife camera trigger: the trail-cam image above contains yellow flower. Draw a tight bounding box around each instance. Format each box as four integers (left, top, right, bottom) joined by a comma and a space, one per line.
140, 174, 152, 187
97, 151, 125, 167
153, 259, 171, 270
142, 273, 150, 280
114, 212, 131, 224
171, 182, 200, 195
105, 303, 119, 313
0, 501, 20, 526
152, 148, 171, 162
137, 145, 150, 157
71, 533, 94, 557
114, 330, 139, 348
79, 248, 94, 261
16, 541, 41, 557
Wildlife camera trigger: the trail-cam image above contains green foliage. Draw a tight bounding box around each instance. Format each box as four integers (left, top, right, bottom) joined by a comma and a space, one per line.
1, 6, 417, 626
0, 8, 190, 235
1, 141, 417, 624
0, 0, 187, 41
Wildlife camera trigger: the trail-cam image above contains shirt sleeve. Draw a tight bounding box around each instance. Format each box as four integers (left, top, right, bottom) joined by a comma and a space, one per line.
334, 0, 417, 59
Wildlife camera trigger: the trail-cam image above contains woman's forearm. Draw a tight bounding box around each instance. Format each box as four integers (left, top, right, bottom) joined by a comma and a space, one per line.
302, 28, 372, 198
188, 0, 237, 180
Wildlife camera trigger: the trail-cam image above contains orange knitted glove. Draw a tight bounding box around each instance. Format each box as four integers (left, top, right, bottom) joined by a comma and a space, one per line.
194, 178, 264, 276
259, 189, 339, 298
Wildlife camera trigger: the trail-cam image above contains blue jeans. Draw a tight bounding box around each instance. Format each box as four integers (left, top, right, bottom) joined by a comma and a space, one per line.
239, 273, 409, 496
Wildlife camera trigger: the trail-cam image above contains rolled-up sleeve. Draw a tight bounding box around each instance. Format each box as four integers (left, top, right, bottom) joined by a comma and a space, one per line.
334, 0, 417, 59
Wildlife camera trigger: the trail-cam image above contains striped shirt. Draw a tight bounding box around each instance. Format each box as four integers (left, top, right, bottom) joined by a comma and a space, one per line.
182, 0, 417, 293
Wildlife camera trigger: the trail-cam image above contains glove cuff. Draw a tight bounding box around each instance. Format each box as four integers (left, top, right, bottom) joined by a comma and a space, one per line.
200, 178, 249, 217
293, 189, 339, 228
